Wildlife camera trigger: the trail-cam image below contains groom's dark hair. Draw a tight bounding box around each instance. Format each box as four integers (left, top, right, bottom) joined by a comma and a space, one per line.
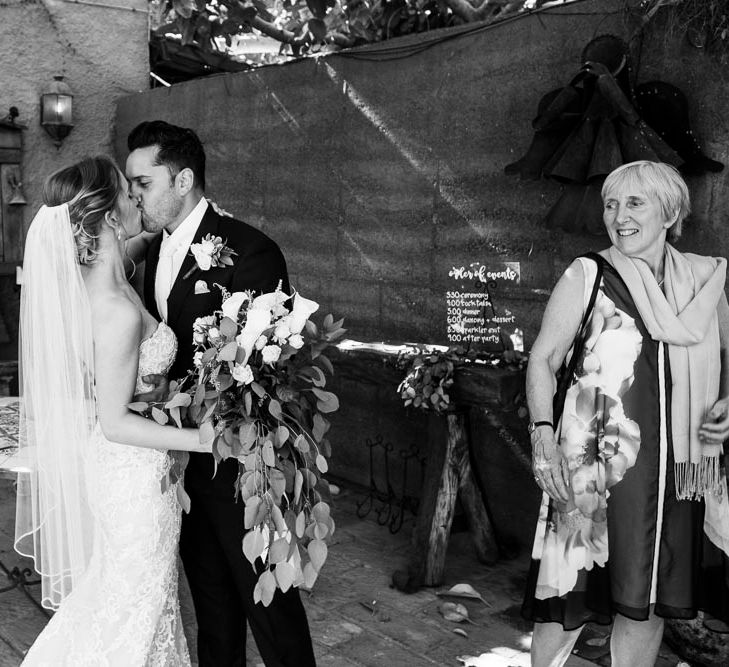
127, 120, 206, 190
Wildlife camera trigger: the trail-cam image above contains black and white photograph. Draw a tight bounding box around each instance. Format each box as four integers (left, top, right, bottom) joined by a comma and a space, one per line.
1, 0, 729, 665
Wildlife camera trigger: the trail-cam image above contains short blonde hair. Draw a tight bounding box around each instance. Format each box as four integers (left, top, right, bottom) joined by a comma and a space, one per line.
601, 161, 691, 242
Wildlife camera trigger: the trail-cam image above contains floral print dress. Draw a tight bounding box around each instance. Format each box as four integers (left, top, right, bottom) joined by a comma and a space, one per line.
522, 254, 729, 630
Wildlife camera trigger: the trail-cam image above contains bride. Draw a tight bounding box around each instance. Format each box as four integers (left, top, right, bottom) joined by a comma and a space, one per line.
14, 156, 210, 665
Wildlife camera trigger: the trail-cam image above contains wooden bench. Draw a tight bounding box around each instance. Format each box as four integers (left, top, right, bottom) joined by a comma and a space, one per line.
333, 342, 525, 587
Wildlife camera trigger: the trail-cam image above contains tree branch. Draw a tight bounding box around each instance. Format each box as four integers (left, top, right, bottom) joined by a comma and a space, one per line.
440, 0, 523, 23
249, 16, 356, 49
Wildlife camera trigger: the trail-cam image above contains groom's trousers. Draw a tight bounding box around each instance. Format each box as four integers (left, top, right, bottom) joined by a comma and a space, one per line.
180, 490, 317, 667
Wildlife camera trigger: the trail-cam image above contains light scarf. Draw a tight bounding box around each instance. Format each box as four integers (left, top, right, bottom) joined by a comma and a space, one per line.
608, 245, 727, 499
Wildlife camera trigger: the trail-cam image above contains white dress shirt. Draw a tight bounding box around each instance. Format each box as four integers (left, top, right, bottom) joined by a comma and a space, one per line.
155, 197, 209, 322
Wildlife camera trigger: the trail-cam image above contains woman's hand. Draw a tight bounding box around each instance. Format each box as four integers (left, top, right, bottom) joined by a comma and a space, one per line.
532, 426, 571, 503
195, 427, 215, 454
699, 397, 729, 445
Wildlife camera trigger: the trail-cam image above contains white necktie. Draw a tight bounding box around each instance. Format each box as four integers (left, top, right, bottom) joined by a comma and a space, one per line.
155, 240, 176, 323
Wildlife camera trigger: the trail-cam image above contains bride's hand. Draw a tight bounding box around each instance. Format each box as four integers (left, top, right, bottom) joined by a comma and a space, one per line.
195, 428, 215, 454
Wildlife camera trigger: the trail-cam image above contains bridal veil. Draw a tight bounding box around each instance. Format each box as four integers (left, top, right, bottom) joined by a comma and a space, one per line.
14, 203, 97, 610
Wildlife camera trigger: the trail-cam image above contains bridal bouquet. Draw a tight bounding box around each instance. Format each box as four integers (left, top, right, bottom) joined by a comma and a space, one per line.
131, 284, 345, 606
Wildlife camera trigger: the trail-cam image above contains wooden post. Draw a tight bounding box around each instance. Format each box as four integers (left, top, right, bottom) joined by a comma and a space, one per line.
408, 410, 499, 586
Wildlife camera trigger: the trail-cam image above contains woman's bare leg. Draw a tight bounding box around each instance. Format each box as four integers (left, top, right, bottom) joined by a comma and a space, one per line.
610, 611, 664, 667
531, 622, 584, 667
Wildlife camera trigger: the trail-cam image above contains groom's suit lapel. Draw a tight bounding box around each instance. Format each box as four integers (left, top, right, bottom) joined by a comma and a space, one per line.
144, 233, 163, 322
166, 207, 221, 327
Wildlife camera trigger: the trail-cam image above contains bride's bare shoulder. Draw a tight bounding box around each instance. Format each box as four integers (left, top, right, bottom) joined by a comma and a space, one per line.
89, 291, 143, 345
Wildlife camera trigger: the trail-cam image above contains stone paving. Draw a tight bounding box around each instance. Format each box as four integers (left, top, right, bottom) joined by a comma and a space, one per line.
0, 479, 686, 666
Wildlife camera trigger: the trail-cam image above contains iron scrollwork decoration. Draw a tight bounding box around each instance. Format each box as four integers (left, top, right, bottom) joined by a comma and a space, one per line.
356, 435, 425, 534
0, 559, 51, 618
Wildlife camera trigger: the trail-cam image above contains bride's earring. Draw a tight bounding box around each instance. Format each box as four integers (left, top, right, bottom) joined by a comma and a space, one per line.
116, 226, 123, 242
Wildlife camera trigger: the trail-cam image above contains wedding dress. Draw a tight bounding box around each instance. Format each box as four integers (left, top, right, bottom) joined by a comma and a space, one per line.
21, 321, 191, 667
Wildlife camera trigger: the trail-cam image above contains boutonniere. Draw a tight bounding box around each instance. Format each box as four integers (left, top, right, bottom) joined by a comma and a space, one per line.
183, 234, 237, 279
207, 198, 234, 218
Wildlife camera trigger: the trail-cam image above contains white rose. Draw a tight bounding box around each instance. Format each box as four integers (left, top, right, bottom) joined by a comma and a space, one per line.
232, 363, 254, 385
193, 351, 204, 368
190, 243, 213, 271
193, 332, 206, 345
201, 239, 216, 255
208, 327, 221, 341
261, 344, 282, 364
288, 333, 304, 349
274, 322, 291, 342
193, 315, 215, 332
255, 335, 268, 351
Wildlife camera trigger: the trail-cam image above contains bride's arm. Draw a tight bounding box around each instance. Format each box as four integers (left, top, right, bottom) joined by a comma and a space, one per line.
93, 297, 209, 452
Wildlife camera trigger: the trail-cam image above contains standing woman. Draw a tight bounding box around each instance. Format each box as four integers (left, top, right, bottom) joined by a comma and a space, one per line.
522, 160, 729, 666
15, 156, 210, 665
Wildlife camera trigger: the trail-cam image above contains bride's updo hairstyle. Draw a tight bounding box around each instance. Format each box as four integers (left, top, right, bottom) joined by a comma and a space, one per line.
43, 155, 122, 265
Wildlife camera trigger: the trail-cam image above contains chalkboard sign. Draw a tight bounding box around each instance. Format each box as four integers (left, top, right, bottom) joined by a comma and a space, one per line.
445, 261, 522, 351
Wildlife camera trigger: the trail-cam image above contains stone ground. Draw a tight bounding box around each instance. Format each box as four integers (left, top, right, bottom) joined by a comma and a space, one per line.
0, 479, 687, 666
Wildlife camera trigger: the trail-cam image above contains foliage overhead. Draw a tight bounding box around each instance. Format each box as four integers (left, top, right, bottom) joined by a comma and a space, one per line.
150, 0, 536, 65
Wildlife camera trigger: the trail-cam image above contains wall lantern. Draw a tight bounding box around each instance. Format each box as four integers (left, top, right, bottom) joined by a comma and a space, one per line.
40, 76, 74, 147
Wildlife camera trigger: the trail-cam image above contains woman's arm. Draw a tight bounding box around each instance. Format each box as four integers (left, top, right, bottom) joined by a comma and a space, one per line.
699, 292, 729, 445
527, 259, 586, 502
92, 297, 208, 452
125, 231, 158, 266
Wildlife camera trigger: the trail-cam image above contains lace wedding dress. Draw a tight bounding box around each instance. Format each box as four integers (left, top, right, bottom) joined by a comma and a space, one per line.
22, 322, 191, 667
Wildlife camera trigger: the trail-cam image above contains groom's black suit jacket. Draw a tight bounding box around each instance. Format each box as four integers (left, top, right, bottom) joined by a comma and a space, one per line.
144, 204, 290, 498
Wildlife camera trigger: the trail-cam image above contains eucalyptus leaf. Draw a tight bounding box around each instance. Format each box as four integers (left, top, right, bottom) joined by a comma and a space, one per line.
268, 399, 282, 420
269, 538, 289, 564
269, 468, 286, 499
169, 406, 182, 429
239, 422, 256, 449
127, 401, 148, 412
262, 441, 276, 467
295, 510, 306, 538
315, 454, 328, 473
176, 484, 191, 514
311, 501, 330, 523
308, 539, 327, 571
256, 570, 276, 607
275, 561, 295, 593
438, 602, 473, 624
275, 425, 290, 447
312, 413, 328, 442
294, 434, 309, 453
315, 354, 334, 376
242, 527, 265, 564
303, 561, 319, 589
244, 496, 261, 529
151, 406, 169, 425
314, 521, 329, 540
270, 503, 287, 534
199, 420, 215, 446
219, 316, 238, 338
218, 341, 239, 362
436, 583, 492, 607
294, 470, 304, 504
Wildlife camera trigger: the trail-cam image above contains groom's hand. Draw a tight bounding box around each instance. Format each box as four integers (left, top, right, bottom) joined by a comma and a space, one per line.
134, 374, 169, 403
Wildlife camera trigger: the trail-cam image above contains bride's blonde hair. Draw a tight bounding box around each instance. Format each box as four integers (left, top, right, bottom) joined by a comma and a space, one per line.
43, 155, 123, 264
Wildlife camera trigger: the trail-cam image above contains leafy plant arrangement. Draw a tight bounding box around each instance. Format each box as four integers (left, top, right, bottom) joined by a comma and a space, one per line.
130, 284, 345, 606
397, 345, 528, 415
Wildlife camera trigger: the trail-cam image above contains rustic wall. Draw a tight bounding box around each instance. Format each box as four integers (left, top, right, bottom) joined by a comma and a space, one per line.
113, 0, 729, 549
0, 0, 148, 361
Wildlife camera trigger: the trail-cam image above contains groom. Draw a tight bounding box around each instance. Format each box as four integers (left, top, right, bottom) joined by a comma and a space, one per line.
126, 120, 316, 667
